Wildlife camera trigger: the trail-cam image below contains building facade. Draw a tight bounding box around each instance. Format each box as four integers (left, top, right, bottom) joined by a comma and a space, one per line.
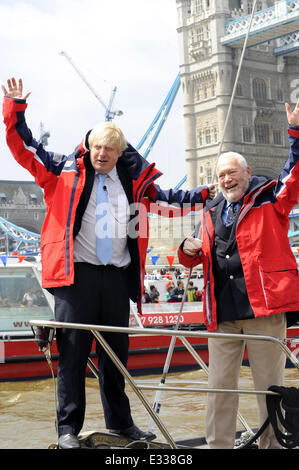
0, 181, 46, 233
175, 0, 299, 187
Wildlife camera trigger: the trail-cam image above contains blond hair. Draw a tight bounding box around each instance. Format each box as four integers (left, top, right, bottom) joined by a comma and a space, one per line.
88, 122, 127, 153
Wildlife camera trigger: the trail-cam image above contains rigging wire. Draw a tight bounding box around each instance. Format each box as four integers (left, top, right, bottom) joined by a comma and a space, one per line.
212, 0, 258, 183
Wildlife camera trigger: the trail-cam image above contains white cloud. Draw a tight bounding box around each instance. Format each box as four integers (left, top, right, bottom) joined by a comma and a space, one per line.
0, 0, 187, 188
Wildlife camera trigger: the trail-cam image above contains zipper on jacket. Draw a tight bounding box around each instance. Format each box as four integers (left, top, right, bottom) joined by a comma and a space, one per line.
65, 172, 80, 276
205, 280, 213, 326
202, 210, 214, 326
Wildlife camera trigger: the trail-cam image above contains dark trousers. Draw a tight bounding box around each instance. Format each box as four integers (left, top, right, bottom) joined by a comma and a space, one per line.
53, 262, 133, 436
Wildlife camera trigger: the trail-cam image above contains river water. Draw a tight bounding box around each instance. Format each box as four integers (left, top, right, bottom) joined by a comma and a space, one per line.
0, 367, 298, 449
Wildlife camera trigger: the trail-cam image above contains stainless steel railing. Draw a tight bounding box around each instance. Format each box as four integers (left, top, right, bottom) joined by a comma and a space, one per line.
29, 319, 299, 449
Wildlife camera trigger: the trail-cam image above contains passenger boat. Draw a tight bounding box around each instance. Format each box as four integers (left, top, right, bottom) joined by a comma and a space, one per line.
0, 261, 298, 381
0, 260, 207, 381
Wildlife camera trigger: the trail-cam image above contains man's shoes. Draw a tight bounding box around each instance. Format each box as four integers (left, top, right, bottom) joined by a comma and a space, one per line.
110, 424, 156, 441
58, 433, 80, 449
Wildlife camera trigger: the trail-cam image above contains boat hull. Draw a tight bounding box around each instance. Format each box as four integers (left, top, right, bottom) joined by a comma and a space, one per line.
0, 333, 209, 381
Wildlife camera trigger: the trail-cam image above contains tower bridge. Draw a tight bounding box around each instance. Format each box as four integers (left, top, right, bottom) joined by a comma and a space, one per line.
274, 30, 299, 55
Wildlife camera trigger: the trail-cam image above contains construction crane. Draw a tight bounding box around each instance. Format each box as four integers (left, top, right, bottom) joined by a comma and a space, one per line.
39, 122, 50, 147
60, 51, 184, 187
60, 51, 123, 121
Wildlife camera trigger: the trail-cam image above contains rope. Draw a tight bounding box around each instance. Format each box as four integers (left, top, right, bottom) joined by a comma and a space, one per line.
42, 344, 59, 433
236, 386, 299, 449
266, 386, 299, 449
32, 325, 59, 438
234, 420, 269, 449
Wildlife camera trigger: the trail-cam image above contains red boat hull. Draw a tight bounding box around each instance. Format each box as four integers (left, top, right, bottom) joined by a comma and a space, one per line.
0, 332, 209, 381
1, 325, 298, 381
0, 265, 297, 381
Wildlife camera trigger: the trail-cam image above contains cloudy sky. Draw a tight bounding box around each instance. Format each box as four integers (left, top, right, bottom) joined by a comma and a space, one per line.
0, 0, 186, 188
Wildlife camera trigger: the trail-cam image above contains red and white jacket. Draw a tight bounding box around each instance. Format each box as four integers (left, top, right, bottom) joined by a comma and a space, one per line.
179, 127, 299, 331
3, 97, 209, 312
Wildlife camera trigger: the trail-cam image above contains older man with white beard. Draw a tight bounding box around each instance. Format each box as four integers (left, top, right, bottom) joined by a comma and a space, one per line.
178, 100, 299, 449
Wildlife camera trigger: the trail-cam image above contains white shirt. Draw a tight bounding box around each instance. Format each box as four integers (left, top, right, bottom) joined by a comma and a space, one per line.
73, 166, 131, 267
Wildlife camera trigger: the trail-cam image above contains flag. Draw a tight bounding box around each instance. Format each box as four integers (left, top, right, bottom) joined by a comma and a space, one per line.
166, 255, 175, 269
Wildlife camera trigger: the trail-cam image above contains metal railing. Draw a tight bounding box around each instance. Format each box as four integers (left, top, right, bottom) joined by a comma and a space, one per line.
30, 319, 299, 449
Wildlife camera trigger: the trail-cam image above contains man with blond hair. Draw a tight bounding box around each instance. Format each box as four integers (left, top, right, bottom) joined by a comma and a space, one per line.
2, 77, 215, 448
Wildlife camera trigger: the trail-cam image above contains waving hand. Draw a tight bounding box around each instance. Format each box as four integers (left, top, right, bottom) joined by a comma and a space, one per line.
1, 77, 31, 100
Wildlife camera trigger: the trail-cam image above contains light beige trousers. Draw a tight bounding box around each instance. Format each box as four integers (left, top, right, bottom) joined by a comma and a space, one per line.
205, 313, 286, 449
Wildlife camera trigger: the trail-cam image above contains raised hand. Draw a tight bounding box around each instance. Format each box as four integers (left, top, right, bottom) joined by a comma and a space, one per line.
1, 77, 31, 100
285, 100, 299, 127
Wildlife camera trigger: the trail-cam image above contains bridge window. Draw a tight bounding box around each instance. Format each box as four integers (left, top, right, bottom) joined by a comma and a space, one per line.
273, 130, 282, 146
252, 78, 267, 99
193, 0, 203, 14
247, 1, 263, 13
236, 83, 243, 96
197, 129, 203, 146
277, 88, 283, 102
0, 193, 6, 203
229, 0, 242, 9
205, 128, 211, 144
255, 123, 270, 144
242, 127, 252, 143
189, 26, 204, 44
206, 163, 212, 183
214, 127, 218, 142
30, 194, 37, 204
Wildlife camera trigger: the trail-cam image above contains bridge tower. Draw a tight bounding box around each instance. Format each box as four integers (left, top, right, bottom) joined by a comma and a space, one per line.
176, 0, 299, 187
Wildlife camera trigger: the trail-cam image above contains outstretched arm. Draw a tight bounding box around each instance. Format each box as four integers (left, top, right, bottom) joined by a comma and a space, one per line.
273, 99, 299, 214
2, 77, 67, 194
1, 77, 31, 100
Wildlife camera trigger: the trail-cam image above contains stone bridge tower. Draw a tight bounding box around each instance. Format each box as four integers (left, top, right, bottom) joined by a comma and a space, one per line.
175, 0, 299, 187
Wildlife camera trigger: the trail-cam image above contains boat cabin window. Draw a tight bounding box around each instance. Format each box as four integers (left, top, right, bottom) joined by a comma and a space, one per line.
0, 266, 52, 334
